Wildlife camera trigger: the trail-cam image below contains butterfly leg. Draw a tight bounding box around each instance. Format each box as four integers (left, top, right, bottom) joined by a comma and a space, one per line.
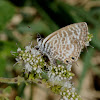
48, 56, 57, 66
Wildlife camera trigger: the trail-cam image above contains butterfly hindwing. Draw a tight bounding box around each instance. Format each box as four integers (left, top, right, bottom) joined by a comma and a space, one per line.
41, 22, 88, 64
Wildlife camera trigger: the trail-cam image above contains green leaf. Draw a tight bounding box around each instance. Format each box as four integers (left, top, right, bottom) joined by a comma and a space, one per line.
78, 48, 95, 92
0, 0, 15, 30
32, 1, 59, 32
17, 20, 52, 35
0, 41, 17, 76
91, 30, 100, 51
0, 58, 6, 77
18, 83, 25, 97
15, 96, 21, 100
0, 41, 17, 58
3, 86, 12, 94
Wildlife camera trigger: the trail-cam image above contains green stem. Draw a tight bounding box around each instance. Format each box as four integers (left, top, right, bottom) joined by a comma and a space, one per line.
30, 84, 34, 100
0, 76, 25, 84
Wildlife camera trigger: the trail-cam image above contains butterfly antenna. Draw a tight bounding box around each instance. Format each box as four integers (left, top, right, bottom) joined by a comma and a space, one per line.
27, 26, 34, 38
16, 43, 19, 47
89, 44, 94, 48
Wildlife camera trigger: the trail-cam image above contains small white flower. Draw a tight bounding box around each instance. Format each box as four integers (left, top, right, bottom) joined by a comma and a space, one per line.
40, 59, 42, 62
31, 48, 36, 55
64, 77, 66, 80
47, 72, 52, 78
23, 53, 25, 56
58, 68, 60, 70
64, 81, 72, 88
67, 82, 72, 88
60, 92, 62, 95
59, 74, 61, 77
63, 92, 66, 95
49, 75, 55, 82
15, 58, 20, 62
33, 67, 37, 70
25, 63, 32, 72
36, 68, 42, 73
71, 88, 75, 93
19, 56, 22, 60
17, 48, 21, 52
54, 66, 56, 69
69, 76, 72, 80
72, 94, 75, 97
69, 73, 71, 75
36, 60, 38, 63
27, 58, 30, 61
63, 96, 68, 100
67, 95, 69, 97
31, 48, 40, 56
55, 71, 58, 74
30, 61, 33, 65
35, 51, 40, 55
64, 70, 66, 72
55, 68, 58, 72
70, 98, 73, 100
68, 92, 71, 95
61, 77, 63, 80
37, 57, 40, 60
29, 54, 31, 58
61, 70, 64, 73
85, 42, 89, 46
26, 54, 28, 56
30, 60, 32, 63
24, 60, 27, 63
33, 59, 36, 62
62, 66, 64, 69
58, 65, 61, 67
33, 55, 35, 57
52, 73, 55, 76
75, 98, 78, 100
67, 90, 69, 92
55, 76, 61, 81
25, 45, 31, 52
63, 74, 65, 77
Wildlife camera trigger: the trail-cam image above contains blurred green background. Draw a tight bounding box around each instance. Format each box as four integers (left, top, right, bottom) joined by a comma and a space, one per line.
0, 0, 100, 100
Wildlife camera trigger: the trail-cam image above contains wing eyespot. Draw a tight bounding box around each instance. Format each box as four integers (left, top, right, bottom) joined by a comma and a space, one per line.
66, 60, 69, 63
71, 57, 75, 60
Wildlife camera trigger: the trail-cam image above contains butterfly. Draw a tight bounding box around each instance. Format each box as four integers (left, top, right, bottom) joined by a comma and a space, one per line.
36, 22, 90, 65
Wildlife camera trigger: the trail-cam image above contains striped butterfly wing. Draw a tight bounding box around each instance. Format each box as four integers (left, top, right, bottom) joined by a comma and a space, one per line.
42, 22, 88, 64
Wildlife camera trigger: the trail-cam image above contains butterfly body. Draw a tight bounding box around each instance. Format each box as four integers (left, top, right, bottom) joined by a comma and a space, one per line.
37, 22, 89, 65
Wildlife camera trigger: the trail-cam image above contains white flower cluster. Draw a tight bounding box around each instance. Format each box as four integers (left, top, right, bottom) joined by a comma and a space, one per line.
60, 86, 81, 100
15, 44, 82, 100
47, 65, 74, 83
85, 33, 93, 47
16, 45, 47, 78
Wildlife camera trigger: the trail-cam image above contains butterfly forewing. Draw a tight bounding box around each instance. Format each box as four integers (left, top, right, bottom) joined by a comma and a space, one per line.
41, 22, 88, 64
